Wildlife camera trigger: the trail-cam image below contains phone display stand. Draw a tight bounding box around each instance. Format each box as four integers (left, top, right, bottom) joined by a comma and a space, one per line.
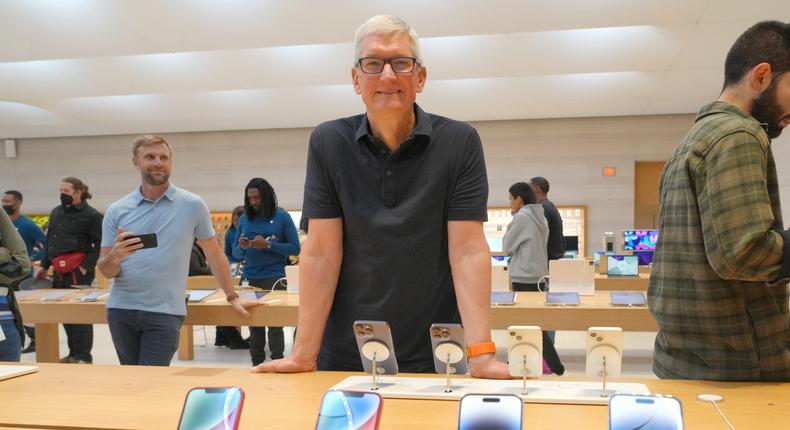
586, 345, 621, 398
361, 340, 390, 390
331, 376, 650, 405
509, 344, 541, 395
433, 342, 464, 393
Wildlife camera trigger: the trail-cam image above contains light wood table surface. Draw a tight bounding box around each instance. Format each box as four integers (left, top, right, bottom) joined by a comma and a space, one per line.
594, 273, 650, 291
493, 291, 657, 331
18, 289, 657, 363
16, 289, 298, 363
0, 363, 787, 429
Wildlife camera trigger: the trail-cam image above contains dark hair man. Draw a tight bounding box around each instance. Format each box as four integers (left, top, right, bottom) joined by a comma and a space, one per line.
36, 177, 102, 364
233, 177, 300, 365
504, 182, 565, 375
2, 191, 46, 263
649, 21, 790, 381
529, 177, 565, 260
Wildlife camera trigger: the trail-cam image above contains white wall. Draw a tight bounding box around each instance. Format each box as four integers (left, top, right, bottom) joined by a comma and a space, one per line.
2, 114, 789, 252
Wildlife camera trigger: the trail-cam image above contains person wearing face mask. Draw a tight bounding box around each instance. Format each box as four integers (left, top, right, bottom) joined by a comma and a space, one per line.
233, 178, 300, 365
2, 191, 46, 264
2, 190, 46, 353
36, 177, 103, 364
649, 21, 790, 381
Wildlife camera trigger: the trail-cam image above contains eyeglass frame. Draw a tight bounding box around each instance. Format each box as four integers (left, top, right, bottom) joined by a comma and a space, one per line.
355, 56, 422, 75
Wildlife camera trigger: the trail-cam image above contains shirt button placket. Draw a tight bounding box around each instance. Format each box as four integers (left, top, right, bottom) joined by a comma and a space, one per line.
383, 165, 395, 206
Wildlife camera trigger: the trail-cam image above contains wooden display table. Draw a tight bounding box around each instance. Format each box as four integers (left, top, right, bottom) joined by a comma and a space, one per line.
0, 363, 787, 429
18, 290, 657, 363
594, 273, 650, 291
16, 289, 297, 363
496, 268, 650, 291
494, 291, 657, 331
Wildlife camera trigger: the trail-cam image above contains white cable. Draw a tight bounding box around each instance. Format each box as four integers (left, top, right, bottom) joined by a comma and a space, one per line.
710, 401, 736, 430
271, 277, 288, 290
697, 395, 735, 430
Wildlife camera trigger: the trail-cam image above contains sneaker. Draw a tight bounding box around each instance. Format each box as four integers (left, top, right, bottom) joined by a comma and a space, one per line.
542, 358, 552, 375
22, 341, 36, 354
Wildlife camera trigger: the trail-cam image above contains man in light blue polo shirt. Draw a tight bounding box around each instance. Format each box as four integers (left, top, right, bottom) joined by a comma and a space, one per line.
97, 135, 259, 366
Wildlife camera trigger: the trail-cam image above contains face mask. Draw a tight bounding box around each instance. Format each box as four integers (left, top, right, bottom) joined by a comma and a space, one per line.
2, 205, 13, 215
60, 193, 74, 206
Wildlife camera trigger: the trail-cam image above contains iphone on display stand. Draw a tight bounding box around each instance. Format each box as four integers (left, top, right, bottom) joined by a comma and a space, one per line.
609, 394, 684, 430
507, 326, 542, 395
429, 323, 468, 375
315, 389, 383, 430
353, 320, 398, 389
177, 387, 245, 430
430, 323, 468, 393
458, 394, 523, 430
586, 327, 624, 397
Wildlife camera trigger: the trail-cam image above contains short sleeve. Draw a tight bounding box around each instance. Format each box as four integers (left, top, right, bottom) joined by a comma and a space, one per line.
193, 197, 215, 240
302, 128, 342, 219
101, 206, 118, 248
447, 129, 488, 221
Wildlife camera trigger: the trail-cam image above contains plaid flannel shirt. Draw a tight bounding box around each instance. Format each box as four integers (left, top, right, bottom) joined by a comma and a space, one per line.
648, 101, 790, 381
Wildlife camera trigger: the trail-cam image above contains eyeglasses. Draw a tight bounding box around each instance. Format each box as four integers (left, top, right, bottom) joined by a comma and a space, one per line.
356, 57, 420, 74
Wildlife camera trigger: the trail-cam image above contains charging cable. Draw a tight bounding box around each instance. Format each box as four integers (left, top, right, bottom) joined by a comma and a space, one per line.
271, 277, 287, 290
536, 276, 549, 294
697, 394, 735, 430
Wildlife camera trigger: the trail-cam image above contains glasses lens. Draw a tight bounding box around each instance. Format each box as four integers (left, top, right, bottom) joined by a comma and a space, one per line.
358, 57, 416, 74
360, 58, 384, 73
391, 57, 415, 73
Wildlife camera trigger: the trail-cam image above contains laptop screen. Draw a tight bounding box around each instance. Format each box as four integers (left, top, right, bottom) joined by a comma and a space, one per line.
606, 255, 639, 277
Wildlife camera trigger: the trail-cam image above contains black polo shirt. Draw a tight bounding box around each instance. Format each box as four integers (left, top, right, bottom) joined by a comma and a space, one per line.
303, 104, 488, 372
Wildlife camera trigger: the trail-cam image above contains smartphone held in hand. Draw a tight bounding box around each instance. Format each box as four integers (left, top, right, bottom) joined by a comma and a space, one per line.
124, 232, 158, 249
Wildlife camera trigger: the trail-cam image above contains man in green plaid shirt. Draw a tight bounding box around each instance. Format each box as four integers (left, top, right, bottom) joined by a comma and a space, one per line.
649, 21, 790, 381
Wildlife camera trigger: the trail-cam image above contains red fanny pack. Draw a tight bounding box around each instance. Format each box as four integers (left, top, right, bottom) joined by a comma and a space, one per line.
51, 252, 87, 274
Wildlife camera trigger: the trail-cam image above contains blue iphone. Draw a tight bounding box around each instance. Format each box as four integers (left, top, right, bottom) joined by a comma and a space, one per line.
177, 387, 245, 430
609, 394, 683, 430
315, 390, 383, 430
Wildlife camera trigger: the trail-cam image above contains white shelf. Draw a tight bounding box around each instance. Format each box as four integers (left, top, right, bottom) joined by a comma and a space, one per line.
332, 376, 649, 405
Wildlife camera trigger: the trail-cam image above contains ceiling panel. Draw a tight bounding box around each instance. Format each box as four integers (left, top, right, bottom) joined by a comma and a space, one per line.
0, 0, 787, 138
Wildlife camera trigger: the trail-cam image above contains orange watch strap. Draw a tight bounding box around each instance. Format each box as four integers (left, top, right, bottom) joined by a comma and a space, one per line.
466, 341, 497, 357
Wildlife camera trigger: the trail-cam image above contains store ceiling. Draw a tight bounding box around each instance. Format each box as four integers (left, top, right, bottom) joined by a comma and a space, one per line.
1, 0, 788, 138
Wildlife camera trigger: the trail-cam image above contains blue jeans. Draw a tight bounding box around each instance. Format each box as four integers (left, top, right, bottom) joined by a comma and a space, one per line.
107, 308, 184, 366
0, 319, 21, 362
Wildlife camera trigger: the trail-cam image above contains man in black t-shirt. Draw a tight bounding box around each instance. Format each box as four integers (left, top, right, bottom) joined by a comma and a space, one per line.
529, 177, 565, 260
254, 15, 509, 378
